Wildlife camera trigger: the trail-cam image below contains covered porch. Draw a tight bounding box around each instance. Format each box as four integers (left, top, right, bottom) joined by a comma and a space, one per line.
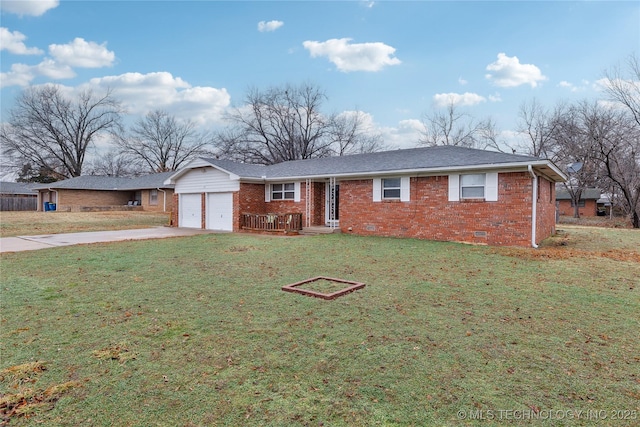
238, 178, 340, 234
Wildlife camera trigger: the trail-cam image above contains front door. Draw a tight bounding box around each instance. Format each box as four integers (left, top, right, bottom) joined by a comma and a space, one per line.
325, 183, 339, 225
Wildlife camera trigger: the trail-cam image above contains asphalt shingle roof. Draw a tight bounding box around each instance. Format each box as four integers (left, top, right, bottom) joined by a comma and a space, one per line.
556, 188, 601, 200
201, 159, 268, 179
200, 146, 545, 179
32, 172, 175, 191
0, 181, 38, 195
263, 146, 542, 178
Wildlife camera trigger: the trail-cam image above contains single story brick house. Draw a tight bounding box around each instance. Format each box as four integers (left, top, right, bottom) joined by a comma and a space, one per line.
556, 188, 601, 217
164, 146, 566, 247
34, 172, 175, 212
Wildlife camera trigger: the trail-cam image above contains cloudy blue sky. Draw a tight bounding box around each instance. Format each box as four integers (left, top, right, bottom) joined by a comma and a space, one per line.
1, 0, 638, 151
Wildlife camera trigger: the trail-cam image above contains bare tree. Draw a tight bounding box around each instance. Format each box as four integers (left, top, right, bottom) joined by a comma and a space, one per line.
0, 85, 123, 178
517, 98, 565, 157
116, 110, 211, 172
329, 111, 386, 156
586, 105, 640, 227
215, 82, 382, 164
599, 53, 640, 227
552, 102, 602, 218
602, 53, 640, 126
419, 100, 505, 151
475, 117, 510, 153
87, 150, 142, 177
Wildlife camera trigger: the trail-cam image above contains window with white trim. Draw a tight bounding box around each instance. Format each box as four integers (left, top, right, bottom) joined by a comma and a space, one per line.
460, 174, 485, 199
382, 178, 401, 199
271, 183, 295, 200
150, 189, 158, 206
373, 177, 410, 202
448, 173, 498, 202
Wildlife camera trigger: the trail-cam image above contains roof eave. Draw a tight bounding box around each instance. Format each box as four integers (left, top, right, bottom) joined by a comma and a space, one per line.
258, 161, 566, 182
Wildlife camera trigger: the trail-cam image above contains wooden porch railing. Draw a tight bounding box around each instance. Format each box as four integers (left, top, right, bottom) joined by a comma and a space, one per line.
241, 213, 303, 233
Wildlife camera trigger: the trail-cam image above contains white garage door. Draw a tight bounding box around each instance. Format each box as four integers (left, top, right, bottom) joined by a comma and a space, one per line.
179, 194, 202, 228
206, 192, 233, 231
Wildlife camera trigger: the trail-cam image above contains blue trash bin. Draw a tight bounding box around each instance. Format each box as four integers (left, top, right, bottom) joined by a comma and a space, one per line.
44, 202, 50, 211
50, 203, 56, 211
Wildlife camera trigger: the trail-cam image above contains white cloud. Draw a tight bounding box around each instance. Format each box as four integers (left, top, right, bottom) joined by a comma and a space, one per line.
558, 81, 577, 92
35, 58, 75, 79
485, 53, 547, 88
1, 38, 115, 87
85, 72, 231, 124
458, 77, 468, 86
0, 60, 74, 88
49, 38, 115, 68
303, 38, 401, 72
381, 120, 424, 149
257, 20, 284, 32
0, 0, 59, 16
559, 79, 591, 93
433, 92, 486, 107
488, 93, 502, 102
329, 112, 422, 149
0, 63, 36, 88
373, 119, 424, 149
0, 27, 43, 54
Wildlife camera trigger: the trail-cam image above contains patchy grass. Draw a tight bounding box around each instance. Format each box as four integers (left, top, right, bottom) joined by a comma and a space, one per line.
538, 225, 640, 259
0, 211, 169, 237
558, 215, 632, 229
0, 362, 81, 423
1, 230, 639, 426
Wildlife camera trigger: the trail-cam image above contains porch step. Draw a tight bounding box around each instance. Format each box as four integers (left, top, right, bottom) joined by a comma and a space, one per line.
300, 226, 342, 236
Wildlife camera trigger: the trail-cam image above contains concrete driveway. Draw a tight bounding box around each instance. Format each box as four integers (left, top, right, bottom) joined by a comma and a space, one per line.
0, 227, 221, 253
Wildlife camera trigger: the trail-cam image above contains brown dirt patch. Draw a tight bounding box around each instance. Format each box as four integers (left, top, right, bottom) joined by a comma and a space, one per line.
493, 246, 640, 263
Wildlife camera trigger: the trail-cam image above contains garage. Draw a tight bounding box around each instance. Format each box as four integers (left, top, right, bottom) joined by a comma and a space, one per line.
206, 192, 233, 231
179, 193, 202, 228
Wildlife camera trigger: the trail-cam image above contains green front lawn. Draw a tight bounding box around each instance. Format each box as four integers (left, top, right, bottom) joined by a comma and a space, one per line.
0, 211, 169, 237
1, 228, 639, 426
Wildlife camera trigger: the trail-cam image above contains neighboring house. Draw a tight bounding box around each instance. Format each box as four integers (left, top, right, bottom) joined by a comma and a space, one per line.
0, 181, 38, 211
556, 188, 601, 217
34, 172, 175, 212
165, 146, 566, 247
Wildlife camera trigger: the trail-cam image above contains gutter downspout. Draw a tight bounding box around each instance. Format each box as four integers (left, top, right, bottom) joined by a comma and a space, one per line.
158, 188, 166, 212
528, 165, 538, 248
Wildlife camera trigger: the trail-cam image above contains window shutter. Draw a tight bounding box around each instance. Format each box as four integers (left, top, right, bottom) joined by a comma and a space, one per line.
448, 174, 460, 202
485, 172, 498, 201
264, 184, 271, 202
372, 178, 381, 202
294, 182, 301, 202
400, 176, 410, 202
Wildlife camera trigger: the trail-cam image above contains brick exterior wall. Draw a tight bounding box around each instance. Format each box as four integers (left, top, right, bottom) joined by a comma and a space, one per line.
536, 177, 557, 245
139, 189, 174, 212
338, 172, 553, 247
311, 182, 325, 226
238, 183, 267, 216
237, 182, 318, 228
171, 193, 179, 226
39, 189, 174, 212
171, 171, 556, 247
557, 199, 597, 217
54, 189, 130, 211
